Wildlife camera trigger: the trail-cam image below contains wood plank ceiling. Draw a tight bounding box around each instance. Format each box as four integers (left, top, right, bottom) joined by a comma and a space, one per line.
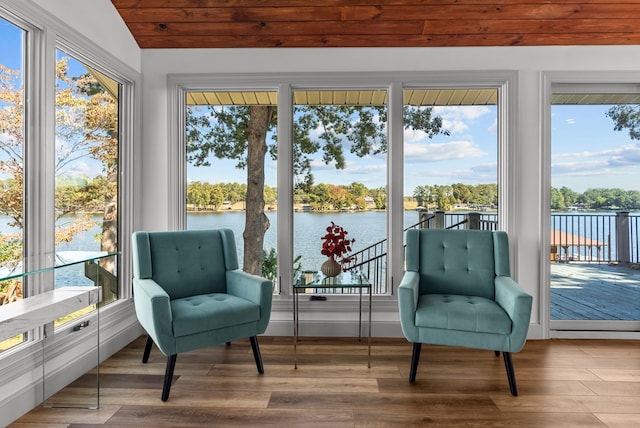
111, 0, 640, 49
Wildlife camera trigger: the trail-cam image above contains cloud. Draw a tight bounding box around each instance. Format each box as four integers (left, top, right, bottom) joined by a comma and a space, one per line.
566, 118, 576, 125
429, 105, 494, 137
552, 144, 640, 176
433, 106, 492, 121
60, 161, 91, 177
405, 161, 497, 188
404, 139, 487, 163
346, 163, 386, 175
487, 118, 498, 134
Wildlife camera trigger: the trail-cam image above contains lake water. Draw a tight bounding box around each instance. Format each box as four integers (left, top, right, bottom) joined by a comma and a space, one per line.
3, 210, 637, 287
0, 212, 418, 286
188, 210, 420, 270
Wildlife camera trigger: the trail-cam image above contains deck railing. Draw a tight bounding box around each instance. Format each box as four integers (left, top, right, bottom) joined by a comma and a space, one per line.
347, 210, 640, 295
550, 211, 640, 264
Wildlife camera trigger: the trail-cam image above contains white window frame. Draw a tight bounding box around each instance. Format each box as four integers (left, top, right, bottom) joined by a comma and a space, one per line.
541, 71, 640, 336
168, 71, 516, 308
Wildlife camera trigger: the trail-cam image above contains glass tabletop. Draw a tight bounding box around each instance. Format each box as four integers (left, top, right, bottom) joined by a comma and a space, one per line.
0, 251, 119, 282
294, 270, 370, 289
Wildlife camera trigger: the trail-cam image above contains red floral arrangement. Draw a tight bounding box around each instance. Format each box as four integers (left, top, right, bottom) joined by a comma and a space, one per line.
321, 221, 356, 268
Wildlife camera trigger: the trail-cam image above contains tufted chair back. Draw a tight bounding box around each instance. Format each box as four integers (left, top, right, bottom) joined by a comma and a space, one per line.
405, 228, 511, 300
132, 229, 238, 300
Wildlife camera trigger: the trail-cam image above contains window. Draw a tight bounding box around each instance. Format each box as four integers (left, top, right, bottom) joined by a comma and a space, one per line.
292, 89, 388, 293
54, 49, 121, 324
171, 74, 514, 300
185, 91, 279, 291
0, 16, 26, 351
550, 87, 640, 329
403, 88, 499, 232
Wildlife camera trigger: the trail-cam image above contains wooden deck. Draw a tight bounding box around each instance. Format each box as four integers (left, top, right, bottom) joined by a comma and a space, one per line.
551, 262, 640, 320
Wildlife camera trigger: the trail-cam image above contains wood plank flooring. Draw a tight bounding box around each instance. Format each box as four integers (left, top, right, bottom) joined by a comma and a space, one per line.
10, 336, 640, 427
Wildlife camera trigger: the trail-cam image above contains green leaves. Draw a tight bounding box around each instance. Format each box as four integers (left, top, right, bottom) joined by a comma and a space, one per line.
607, 105, 640, 141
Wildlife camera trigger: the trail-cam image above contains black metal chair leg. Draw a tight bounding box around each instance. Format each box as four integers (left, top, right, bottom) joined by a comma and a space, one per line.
249, 336, 264, 374
142, 336, 153, 363
409, 343, 422, 383
161, 354, 177, 401
502, 351, 518, 396
494, 350, 500, 356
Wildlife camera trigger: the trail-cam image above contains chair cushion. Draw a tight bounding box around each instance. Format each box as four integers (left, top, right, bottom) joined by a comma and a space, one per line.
415, 294, 512, 335
170, 293, 261, 337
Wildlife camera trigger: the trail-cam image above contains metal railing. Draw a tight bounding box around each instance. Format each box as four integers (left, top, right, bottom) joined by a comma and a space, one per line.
347, 210, 640, 296
550, 211, 640, 264
347, 211, 499, 294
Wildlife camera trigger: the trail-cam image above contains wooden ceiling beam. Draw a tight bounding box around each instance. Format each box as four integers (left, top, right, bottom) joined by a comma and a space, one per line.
134, 33, 640, 49
125, 19, 640, 38
115, 4, 640, 23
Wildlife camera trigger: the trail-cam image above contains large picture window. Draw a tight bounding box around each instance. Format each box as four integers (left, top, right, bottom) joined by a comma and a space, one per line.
171, 74, 513, 301
550, 87, 640, 330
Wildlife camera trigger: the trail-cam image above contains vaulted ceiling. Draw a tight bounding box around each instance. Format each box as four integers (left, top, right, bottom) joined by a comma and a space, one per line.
111, 0, 640, 49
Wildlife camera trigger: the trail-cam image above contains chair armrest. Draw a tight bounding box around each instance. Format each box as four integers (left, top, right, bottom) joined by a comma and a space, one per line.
494, 276, 533, 351
133, 278, 173, 353
397, 271, 420, 342
226, 270, 273, 333
226, 270, 272, 304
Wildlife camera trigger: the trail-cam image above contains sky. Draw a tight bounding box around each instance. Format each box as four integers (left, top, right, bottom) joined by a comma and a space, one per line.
552, 104, 640, 193
187, 101, 640, 196
2, 17, 640, 196
186, 104, 499, 195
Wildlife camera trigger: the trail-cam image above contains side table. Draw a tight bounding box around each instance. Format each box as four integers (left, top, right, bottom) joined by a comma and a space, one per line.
293, 270, 372, 369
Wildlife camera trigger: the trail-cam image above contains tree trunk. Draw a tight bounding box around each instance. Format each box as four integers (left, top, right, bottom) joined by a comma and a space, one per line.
243, 105, 274, 276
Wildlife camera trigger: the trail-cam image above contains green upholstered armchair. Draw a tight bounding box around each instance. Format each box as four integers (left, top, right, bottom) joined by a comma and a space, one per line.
398, 229, 532, 396
132, 229, 273, 401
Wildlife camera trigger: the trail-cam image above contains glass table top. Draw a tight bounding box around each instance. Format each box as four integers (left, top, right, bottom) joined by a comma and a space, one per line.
0, 251, 119, 282
294, 270, 370, 289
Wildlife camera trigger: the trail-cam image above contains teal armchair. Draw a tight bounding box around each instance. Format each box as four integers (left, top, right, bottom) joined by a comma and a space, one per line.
398, 229, 532, 395
132, 229, 273, 401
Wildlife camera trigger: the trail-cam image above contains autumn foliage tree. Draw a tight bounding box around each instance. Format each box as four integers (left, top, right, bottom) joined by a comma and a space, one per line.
0, 58, 118, 304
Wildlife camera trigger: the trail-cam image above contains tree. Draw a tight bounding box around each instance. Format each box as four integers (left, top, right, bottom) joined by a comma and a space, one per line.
55, 57, 119, 268
607, 105, 640, 140
550, 187, 566, 210
0, 64, 25, 262
186, 103, 447, 276
1, 59, 118, 303
209, 184, 225, 209
559, 186, 578, 208
451, 183, 472, 205
413, 185, 428, 207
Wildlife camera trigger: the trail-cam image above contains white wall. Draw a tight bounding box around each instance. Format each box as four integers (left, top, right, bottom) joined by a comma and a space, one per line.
30, 0, 140, 72
140, 45, 640, 341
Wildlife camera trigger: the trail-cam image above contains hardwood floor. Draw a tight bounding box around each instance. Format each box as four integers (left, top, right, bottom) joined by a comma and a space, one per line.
10, 336, 640, 427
